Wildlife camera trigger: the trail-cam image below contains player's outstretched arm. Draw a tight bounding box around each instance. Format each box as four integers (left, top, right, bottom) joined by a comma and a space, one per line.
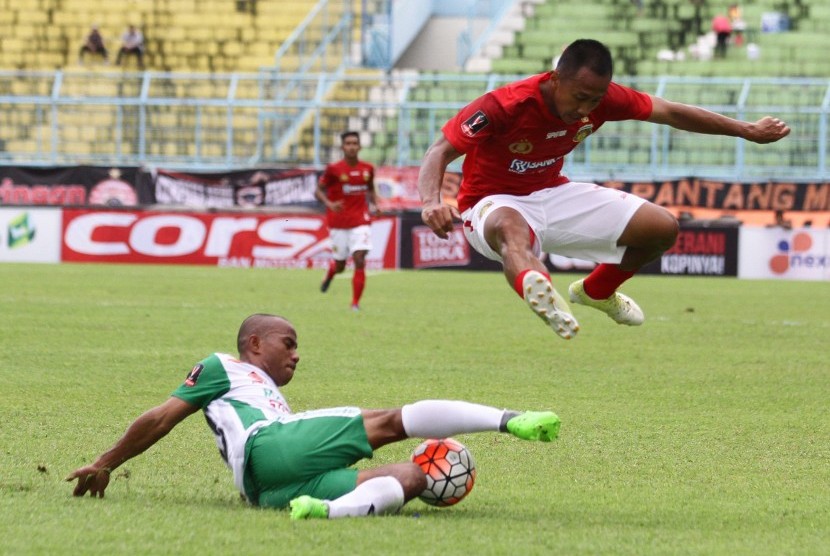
66, 397, 198, 498
418, 133, 463, 239
647, 95, 790, 144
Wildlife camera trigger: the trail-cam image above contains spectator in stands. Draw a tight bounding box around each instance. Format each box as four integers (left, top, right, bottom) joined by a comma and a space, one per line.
728, 4, 746, 47
115, 25, 145, 69
79, 25, 108, 65
711, 13, 733, 58
418, 39, 791, 340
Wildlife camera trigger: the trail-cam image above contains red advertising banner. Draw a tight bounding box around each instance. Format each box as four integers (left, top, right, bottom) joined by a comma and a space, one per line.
61, 209, 399, 269
410, 225, 470, 269
375, 166, 461, 212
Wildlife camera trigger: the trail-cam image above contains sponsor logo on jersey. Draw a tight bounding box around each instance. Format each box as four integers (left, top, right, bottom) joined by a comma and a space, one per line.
248, 371, 265, 384
339, 173, 349, 182
509, 139, 533, 154
508, 157, 561, 173
546, 130, 566, 139
460, 110, 490, 137
573, 121, 594, 143
184, 363, 204, 387
342, 184, 368, 194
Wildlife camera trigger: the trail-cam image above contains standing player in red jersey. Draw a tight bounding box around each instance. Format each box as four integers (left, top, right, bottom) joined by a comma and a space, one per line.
316, 131, 377, 311
418, 39, 790, 339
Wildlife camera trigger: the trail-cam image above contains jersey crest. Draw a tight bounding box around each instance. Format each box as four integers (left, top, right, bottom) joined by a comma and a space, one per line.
509, 139, 533, 154
573, 120, 594, 143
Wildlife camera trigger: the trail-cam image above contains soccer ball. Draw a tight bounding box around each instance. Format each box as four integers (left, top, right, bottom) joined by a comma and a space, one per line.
411, 438, 476, 507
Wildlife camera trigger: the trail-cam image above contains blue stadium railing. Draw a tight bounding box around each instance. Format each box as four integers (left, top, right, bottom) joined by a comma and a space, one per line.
0, 70, 828, 181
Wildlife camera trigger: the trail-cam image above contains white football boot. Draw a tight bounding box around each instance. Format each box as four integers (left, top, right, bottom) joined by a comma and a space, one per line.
522, 271, 579, 340
568, 279, 644, 326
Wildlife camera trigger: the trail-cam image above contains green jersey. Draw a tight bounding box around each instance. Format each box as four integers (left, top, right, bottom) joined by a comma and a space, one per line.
171, 353, 291, 498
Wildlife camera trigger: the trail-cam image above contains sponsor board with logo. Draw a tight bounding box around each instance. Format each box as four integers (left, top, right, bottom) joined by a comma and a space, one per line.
398, 214, 501, 271
0, 166, 141, 206
640, 225, 739, 276
152, 168, 319, 208
61, 209, 399, 269
599, 179, 830, 212
0, 208, 62, 263
738, 228, 829, 280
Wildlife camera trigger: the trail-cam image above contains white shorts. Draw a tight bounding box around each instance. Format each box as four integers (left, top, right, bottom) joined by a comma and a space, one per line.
329, 225, 371, 261
460, 182, 646, 264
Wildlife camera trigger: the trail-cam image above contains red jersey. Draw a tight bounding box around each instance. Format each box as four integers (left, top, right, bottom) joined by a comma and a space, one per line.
319, 159, 374, 229
442, 72, 653, 211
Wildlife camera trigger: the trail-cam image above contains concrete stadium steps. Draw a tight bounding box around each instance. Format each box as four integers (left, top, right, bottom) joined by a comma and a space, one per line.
487, 0, 824, 78
0, 0, 320, 72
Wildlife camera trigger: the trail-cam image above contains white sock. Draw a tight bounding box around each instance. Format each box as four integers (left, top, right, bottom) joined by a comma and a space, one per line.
401, 400, 505, 438
327, 476, 404, 518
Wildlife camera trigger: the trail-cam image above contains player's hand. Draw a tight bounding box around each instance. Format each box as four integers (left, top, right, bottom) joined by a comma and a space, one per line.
327, 200, 344, 212
746, 116, 790, 144
66, 465, 112, 498
421, 203, 461, 239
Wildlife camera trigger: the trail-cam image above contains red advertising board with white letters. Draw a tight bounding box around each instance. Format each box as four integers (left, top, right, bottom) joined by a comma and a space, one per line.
61, 209, 399, 269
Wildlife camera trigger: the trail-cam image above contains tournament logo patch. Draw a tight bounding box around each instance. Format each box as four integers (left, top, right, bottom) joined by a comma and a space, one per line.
573, 122, 594, 143
184, 364, 204, 387
461, 110, 490, 137
509, 139, 533, 154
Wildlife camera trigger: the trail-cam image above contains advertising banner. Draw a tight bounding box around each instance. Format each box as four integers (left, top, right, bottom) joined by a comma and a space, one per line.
61, 209, 399, 269
738, 228, 829, 280
398, 213, 502, 271
600, 179, 830, 212
640, 225, 739, 276
0, 166, 142, 206
150, 168, 319, 208
0, 207, 62, 263
375, 166, 461, 212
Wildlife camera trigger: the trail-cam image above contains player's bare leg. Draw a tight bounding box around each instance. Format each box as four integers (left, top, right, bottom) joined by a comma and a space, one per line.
569, 203, 678, 325
485, 207, 579, 339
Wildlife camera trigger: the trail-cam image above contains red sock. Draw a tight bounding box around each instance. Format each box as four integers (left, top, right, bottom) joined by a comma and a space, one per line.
513, 269, 551, 298
324, 260, 337, 282
352, 268, 366, 306
583, 264, 635, 300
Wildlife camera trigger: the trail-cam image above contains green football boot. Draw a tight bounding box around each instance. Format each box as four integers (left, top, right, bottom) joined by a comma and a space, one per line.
506, 411, 561, 442
289, 495, 329, 520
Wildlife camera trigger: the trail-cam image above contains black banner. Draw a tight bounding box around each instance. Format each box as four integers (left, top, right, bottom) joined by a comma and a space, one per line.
601, 179, 830, 212
150, 168, 319, 208
640, 224, 739, 276
0, 166, 142, 206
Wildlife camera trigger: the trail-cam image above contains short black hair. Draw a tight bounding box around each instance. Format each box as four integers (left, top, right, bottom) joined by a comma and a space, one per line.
556, 39, 613, 80
340, 131, 360, 143
237, 313, 287, 353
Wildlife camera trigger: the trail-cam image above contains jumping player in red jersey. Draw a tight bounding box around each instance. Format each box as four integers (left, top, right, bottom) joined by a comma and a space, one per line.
418, 39, 790, 340
316, 131, 377, 311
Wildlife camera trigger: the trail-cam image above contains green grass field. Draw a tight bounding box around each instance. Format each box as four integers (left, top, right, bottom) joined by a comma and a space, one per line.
1, 263, 828, 555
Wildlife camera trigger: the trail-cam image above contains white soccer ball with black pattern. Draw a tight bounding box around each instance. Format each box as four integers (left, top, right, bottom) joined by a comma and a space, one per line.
411, 437, 476, 507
